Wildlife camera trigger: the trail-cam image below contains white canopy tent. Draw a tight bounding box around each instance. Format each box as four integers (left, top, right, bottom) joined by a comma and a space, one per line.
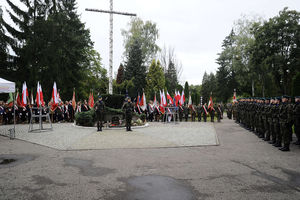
0, 78, 15, 93
0, 78, 16, 138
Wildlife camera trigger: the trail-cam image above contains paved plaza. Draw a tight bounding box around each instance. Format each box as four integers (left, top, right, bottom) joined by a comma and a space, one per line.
0, 119, 300, 200
2, 122, 218, 150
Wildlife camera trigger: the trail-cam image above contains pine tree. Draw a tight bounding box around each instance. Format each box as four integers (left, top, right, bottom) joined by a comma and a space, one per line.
116, 64, 124, 84
124, 39, 146, 97
165, 60, 178, 94
184, 81, 189, 104
2, 0, 93, 100
0, 6, 9, 79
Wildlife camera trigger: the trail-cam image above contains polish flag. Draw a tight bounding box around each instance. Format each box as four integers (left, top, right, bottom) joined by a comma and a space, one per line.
188, 95, 192, 107
233, 89, 237, 103
136, 93, 140, 107
16, 91, 22, 106
175, 90, 180, 106
52, 82, 59, 105
140, 92, 147, 111
36, 82, 44, 107
21, 82, 28, 106
166, 91, 174, 105
208, 96, 214, 111
180, 90, 185, 106
72, 89, 76, 110
88, 92, 94, 108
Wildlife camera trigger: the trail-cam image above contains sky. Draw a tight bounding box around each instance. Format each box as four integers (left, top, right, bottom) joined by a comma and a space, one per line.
2, 0, 300, 85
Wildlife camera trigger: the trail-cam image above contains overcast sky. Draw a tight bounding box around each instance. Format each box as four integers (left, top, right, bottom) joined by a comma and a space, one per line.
2, 0, 300, 85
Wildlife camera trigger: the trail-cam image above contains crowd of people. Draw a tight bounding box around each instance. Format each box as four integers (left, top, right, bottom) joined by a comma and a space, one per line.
133, 101, 224, 123
227, 96, 300, 151
0, 99, 92, 125
0, 95, 225, 125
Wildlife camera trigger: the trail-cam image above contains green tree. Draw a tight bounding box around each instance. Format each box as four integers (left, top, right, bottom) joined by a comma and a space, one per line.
145, 60, 165, 100
252, 8, 300, 95
116, 64, 124, 84
0, 6, 9, 79
122, 17, 160, 66
2, 0, 93, 101
80, 49, 108, 98
184, 81, 189, 104
165, 60, 178, 94
124, 39, 146, 97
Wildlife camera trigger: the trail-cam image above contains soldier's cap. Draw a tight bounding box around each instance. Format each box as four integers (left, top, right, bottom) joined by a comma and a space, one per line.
282, 95, 289, 99
98, 95, 102, 99
266, 98, 270, 100
276, 96, 281, 100
295, 96, 300, 99
126, 97, 131, 100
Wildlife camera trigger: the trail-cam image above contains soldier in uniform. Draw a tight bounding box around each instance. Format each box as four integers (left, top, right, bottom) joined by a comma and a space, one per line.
227, 103, 232, 119
294, 96, 300, 145
94, 96, 105, 132
178, 104, 184, 122
271, 97, 281, 146
209, 105, 215, 122
191, 104, 196, 122
278, 95, 289, 151
184, 104, 189, 122
216, 104, 222, 122
197, 104, 202, 122
286, 96, 294, 142
122, 97, 134, 131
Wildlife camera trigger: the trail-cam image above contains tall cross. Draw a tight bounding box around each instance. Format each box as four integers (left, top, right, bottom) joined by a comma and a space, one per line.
86, 0, 137, 94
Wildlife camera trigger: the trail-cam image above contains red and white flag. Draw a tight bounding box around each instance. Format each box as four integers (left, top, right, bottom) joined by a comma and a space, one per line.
188, 95, 192, 107
16, 91, 22, 106
233, 89, 237, 103
88, 91, 94, 108
52, 82, 59, 105
175, 90, 180, 106
136, 93, 140, 107
180, 90, 185, 106
166, 91, 174, 105
36, 82, 44, 107
208, 96, 214, 111
72, 89, 76, 110
140, 92, 147, 111
21, 82, 28, 106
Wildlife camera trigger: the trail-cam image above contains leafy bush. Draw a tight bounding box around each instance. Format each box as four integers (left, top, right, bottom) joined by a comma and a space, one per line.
75, 109, 95, 127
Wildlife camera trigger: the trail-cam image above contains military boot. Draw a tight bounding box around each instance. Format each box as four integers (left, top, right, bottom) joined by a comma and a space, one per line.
279, 146, 290, 151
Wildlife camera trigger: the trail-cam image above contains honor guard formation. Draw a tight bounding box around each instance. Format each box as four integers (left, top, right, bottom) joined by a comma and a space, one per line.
228, 96, 300, 152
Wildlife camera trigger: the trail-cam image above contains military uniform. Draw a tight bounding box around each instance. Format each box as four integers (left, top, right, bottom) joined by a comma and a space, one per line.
294, 97, 300, 145
184, 105, 189, 122
94, 99, 105, 131
178, 106, 184, 122
123, 100, 134, 131
196, 105, 202, 122
191, 105, 196, 122
278, 96, 289, 151
216, 105, 222, 122
210, 107, 215, 122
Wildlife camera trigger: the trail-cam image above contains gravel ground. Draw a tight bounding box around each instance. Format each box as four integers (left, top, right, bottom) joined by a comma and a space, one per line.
0, 118, 299, 200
